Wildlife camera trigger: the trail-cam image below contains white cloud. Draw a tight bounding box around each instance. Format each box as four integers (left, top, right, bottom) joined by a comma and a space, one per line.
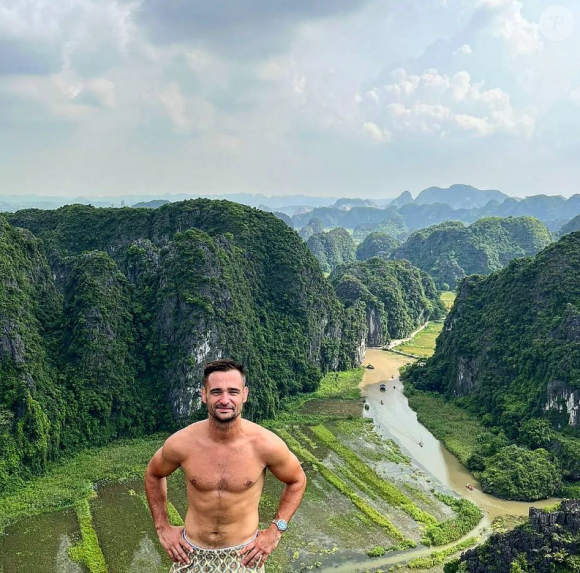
293, 73, 306, 94
480, 0, 542, 56
2, 72, 116, 118
75, 78, 116, 108
1, 0, 579, 197
453, 44, 472, 56
0, 0, 137, 76
157, 83, 215, 132
359, 67, 535, 140
363, 121, 391, 143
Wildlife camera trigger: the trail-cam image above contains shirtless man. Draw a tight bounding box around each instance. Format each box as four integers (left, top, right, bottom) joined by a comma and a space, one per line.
145, 359, 307, 572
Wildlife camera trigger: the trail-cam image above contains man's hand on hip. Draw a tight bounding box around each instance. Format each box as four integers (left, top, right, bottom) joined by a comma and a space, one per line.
157, 525, 191, 565
238, 528, 282, 568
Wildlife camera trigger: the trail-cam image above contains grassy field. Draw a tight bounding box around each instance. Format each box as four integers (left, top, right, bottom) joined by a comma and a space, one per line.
0, 437, 163, 529
440, 291, 456, 312
393, 292, 456, 359
396, 322, 444, 358
405, 393, 484, 466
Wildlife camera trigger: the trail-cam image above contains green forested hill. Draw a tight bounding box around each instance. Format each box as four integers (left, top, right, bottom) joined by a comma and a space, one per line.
356, 232, 400, 260
330, 258, 445, 347
306, 228, 356, 273
392, 216, 553, 288
352, 215, 409, 243
560, 213, 580, 237
405, 231, 580, 499
299, 217, 324, 241
1, 200, 363, 490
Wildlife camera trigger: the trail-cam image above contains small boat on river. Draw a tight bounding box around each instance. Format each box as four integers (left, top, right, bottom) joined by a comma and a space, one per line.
380, 384, 386, 391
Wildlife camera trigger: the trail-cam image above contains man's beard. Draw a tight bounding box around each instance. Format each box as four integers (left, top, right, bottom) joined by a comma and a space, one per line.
209, 406, 241, 424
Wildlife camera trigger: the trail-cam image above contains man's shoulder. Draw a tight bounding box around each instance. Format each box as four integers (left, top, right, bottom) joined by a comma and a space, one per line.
242, 420, 290, 460
164, 421, 207, 455
242, 419, 276, 440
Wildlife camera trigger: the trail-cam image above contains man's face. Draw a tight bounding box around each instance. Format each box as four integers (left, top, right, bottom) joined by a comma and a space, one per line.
201, 369, 248, 424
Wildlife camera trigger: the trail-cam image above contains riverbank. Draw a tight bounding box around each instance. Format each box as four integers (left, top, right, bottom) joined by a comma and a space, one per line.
364, 349, 559, 524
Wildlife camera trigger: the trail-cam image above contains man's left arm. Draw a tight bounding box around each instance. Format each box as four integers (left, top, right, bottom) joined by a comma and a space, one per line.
239, 433, 306, 568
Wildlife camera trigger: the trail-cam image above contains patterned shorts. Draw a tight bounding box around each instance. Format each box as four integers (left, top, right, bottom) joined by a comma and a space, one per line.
169, 532, 265, 573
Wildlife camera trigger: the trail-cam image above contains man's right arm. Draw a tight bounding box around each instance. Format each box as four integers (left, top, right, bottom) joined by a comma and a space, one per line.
145, 439, 191, 565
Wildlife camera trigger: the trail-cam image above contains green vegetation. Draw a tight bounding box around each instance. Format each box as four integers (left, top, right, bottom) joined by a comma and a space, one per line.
0, 436, 162, 529
331, 258, 445, 346
307, 228, 356, 272
352, 214, 409, 243
167, 502, 184, 526
478, 445, 560, 500
0, 217, 63, 490
440, 291, 456, 312
356, 232, 400, 261
366, 539, 417, 558
404, 230, 580, 500
421, 494, 482, 546
309, 425, 437, 527
397, 322, 444, 358
392, 217, 553, 288
68, 499, 108, 573
314, 368, 365, 400
559, 214, 580, 237
277, 429, 409, 543
403, 391, 484, 466
406, 537, 478, 569
405, 392, 564, 500
293, 206, 398, 232
1, 200, 365, 488
299, 218, 324, 241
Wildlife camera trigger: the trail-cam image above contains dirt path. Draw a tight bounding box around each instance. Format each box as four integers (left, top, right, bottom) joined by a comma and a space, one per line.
387, 322, 429, 350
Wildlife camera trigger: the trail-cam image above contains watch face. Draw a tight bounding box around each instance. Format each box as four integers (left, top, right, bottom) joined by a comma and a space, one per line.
276, 519, 288, 531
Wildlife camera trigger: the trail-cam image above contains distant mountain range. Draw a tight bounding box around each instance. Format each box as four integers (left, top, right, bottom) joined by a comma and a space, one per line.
293, 190, 580, 234
414, 184, 509, 209
2, 185, 580, 234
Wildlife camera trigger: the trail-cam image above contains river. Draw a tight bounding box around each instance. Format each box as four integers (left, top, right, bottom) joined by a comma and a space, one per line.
313, 348, 559, 573
361, 348, 559, 520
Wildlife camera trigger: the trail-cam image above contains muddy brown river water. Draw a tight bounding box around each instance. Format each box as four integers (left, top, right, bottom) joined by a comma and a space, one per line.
361, 349, 559, 521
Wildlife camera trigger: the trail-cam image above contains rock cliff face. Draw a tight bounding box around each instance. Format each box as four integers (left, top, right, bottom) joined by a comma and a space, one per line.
447, 501, 580, 573
1, 200, 365, 488
330, 258, 444, 346
0, 219, 63, 487
411, 231, 580, 434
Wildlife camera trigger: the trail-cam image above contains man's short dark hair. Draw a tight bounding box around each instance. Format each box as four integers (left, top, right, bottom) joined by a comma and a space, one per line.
203, 359, 246, 386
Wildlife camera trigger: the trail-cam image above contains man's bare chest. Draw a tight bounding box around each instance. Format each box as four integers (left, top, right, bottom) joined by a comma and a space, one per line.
182, 446, 266, 494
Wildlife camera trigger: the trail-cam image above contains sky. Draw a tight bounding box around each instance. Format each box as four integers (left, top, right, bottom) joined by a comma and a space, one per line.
0, 0, 579, 199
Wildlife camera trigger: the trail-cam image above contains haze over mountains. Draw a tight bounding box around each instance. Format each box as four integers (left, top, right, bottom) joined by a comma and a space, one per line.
2, 185, 580, 237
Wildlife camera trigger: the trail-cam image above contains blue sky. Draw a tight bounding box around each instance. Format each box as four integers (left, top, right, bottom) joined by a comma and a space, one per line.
0, 0, 579, 198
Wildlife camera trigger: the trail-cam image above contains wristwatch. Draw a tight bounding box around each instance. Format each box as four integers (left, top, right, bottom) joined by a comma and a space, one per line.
271, 519, 288, 532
